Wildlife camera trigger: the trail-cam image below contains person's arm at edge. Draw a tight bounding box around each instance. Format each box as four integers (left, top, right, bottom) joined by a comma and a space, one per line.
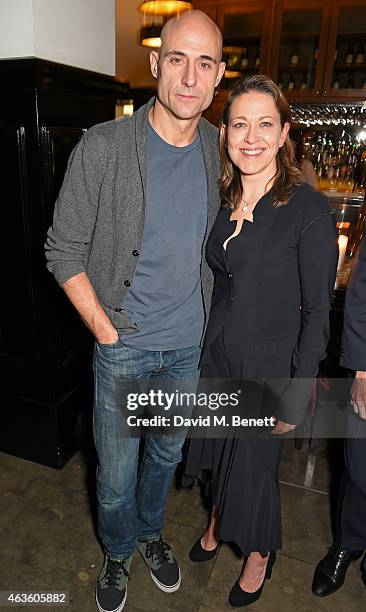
341, 236, 366, 419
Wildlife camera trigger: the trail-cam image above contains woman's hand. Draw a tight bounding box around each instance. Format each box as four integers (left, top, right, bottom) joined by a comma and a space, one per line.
271, 418, 297, 435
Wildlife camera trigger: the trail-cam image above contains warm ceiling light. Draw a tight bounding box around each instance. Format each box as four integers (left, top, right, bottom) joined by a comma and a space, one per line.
139, 1, 192, 16
140, 25, 162, 47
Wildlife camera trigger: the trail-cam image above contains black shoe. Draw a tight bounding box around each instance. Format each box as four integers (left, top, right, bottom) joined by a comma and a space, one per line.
95, 555, 132, 612
138, 536, 181, 592
228, 551, 276, 607
312, 542, 363, 598
189, 536, 220, 563
361, 555, 366, 588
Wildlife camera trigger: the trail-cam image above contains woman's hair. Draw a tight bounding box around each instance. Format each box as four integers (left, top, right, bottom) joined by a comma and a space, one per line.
219, 74, 302, 209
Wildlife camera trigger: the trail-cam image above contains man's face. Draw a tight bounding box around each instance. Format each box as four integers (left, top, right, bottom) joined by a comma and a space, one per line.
150, 17, 225, 122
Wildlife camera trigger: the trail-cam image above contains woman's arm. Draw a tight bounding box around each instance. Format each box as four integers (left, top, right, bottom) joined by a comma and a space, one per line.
274, 203, 338, 426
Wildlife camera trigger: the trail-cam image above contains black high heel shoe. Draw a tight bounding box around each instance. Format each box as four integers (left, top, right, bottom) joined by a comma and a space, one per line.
189, 536, 220, 563
229, 551, 276, 607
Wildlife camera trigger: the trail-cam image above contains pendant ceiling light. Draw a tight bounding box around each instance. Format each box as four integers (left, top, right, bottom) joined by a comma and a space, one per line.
140, 25, 163, 48
139, 1, 192, 16
139, 0, 193, 48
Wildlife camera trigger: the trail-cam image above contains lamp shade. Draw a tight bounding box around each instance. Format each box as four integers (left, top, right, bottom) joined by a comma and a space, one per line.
139, 1, 192, 16
140, 25, 163, 48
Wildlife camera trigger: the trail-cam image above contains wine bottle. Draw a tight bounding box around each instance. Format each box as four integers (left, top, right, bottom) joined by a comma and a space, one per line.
356, 43, 365, 65
255, 46, 260, 68
313, 45, 319, 65
290, 45, 299, 66
345, 43, 354, 65
227, 50, 240, 69
332, 73, 340, 89
300, 74, 307, 89
240, 45, 248, 69
288, 72, 295, 89
346, 72, 354, 89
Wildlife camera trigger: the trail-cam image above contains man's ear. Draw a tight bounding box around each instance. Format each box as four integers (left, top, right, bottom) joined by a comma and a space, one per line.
150, 51, 159, 79
215, 61, 226, 88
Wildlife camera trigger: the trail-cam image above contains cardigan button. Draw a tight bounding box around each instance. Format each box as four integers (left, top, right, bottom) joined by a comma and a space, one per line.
227, 273, 233, 279
114, 307, 123, 313
124, 280, 131, 287
132, 249, 139, 256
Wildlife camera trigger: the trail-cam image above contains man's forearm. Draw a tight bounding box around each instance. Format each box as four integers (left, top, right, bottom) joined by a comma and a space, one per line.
62, 272, 118, 344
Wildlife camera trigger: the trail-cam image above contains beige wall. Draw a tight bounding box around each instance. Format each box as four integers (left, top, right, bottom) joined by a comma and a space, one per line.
0, 0, 115, 76
116, 0, 155, 87
0, 0, 35, 58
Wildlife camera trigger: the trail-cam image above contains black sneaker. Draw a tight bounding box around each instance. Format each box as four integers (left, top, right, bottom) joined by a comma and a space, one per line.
137, 536, 181, 592
95, 555, 132, 612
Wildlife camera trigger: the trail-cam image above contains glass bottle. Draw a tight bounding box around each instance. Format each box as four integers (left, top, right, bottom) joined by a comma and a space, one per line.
288, 72, 295, 89
255, 46, 260, 68
356, 43, 365, 65
300, 74, 308, 89
332, 73, 340, 89
290, 45, 299, 66
346, 44, 354, 65
240, 45, 249, 69
346, 72, 354, 89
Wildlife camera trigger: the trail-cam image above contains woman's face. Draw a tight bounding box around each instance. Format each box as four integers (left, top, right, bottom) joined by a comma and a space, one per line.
223, 91, 290, 181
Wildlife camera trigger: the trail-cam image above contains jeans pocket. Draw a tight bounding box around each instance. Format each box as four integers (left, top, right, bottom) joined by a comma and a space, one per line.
97, 334, 121, 349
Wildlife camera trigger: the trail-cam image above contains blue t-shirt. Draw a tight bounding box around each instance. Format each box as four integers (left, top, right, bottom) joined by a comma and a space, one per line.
120, 122, 207, 350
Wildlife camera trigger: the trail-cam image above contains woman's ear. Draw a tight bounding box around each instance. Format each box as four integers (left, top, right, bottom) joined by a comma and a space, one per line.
279, 122, 290, 148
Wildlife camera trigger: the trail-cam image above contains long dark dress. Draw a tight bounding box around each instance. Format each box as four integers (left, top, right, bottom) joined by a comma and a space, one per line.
184, 183, 338, 556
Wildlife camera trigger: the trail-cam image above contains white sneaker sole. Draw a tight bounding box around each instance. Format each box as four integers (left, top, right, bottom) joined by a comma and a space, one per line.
149, 567, 181, 593
95, 586, 127, 612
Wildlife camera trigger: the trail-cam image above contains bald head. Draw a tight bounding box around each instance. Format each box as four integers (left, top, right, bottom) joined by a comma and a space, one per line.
160, 10, 223, 62
149, 9, 225, 129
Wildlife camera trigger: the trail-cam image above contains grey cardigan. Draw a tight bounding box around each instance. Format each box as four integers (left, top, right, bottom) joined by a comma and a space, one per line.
45, 98, 221, 332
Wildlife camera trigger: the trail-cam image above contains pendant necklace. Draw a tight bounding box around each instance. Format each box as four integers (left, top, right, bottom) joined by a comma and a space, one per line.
241, 194, 263, 213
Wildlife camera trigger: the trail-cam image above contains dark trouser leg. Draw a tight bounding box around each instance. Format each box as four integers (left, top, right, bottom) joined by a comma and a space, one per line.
339, 412, 366, 552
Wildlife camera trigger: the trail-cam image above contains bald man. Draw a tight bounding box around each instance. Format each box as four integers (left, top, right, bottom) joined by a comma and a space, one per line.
45, 10, 225, 612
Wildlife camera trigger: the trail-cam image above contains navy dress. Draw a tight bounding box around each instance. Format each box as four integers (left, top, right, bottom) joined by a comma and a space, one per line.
184, 183, 338, 556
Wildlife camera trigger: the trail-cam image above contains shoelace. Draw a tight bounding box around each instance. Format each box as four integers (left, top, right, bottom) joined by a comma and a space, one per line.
325, 543, 355, 575
328, 543, 351, 561
105, 559, 129, 588
145, 539, 171, 567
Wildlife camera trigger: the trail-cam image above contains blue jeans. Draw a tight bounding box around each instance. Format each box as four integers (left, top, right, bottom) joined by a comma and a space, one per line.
93, 339, 200, 560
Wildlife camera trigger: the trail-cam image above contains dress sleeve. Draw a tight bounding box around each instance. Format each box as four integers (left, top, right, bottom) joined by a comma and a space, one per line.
340, 236, 366, 371
274, 197, 338, 425
44, 128, 109, 286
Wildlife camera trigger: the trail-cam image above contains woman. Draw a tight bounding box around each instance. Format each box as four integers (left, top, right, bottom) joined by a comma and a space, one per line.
184, 75, 338, 607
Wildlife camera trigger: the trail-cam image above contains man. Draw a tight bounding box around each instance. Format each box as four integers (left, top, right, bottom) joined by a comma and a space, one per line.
312, 236, 366, 597
45, 10, 225, 612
